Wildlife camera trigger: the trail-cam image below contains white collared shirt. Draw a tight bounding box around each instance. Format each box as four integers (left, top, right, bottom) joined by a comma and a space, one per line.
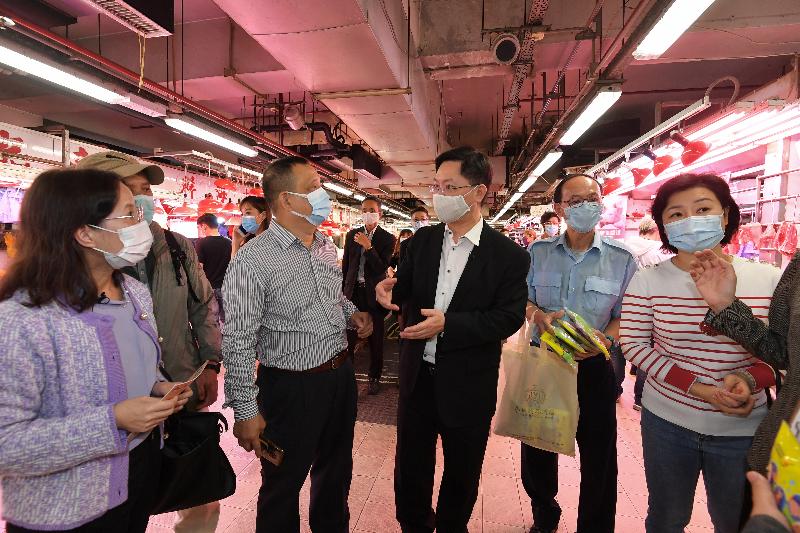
423, 219, 484, 363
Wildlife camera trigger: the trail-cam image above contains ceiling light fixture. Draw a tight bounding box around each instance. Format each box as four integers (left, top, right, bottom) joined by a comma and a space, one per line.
519, 151, 563, 193
0, 44, 129, 105
323, 182, 354, 197
353, 193, 366, 201
560, 86, 622, 146
633, 0, 717, 60
164, 117, 258, 157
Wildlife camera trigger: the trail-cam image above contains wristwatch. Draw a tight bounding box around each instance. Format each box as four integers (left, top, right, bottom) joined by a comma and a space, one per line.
206, 362, 222, 374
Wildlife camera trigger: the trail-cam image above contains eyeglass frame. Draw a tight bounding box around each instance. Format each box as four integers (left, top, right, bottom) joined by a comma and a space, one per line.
428, 184, 476, 195
102, 206, 145, 224
559, 195, 602, 209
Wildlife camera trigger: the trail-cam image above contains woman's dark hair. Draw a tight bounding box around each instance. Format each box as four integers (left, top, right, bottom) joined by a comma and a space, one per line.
0, 169, 121, 311
651, 173, 741, 254
393, 229, 413, 255
239, 195, 267, 213
540, 211, 559, 226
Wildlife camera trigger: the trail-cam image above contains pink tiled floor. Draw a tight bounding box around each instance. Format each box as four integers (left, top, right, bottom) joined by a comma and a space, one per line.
0, 355, 715, 533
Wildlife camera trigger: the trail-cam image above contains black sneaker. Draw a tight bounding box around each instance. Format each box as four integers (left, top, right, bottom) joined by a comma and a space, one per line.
368, 379, 381, 395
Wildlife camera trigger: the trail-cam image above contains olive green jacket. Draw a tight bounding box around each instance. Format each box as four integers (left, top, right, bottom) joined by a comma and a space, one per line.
124, 222, 221, 409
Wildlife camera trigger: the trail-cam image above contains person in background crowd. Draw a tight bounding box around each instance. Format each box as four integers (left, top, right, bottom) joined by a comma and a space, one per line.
625, 216, 673, 269
375, 146, 530, 533
523, 228, 538, 248
540, 211, 561, 238
78, 151, 222, 533
0, 169, 191, 533
391, 228, 413, 270
196, 213, 232, 324
222, 156, 373, 533
524, 173, 637, 533
232, 195, 270, 257
342, 196, 396, 395
620, 173, 780, 533
398, 206, 430, 269
688, 230, 800, 486
622, 216, 674, 410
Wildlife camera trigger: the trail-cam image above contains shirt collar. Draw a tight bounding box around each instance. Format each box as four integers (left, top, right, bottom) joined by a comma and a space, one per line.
269, 220, 325, 250
555, 231, 603, 253
446, 218, 484, 247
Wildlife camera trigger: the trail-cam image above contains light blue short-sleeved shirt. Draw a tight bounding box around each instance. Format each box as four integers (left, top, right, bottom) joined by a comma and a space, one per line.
527, 232, 637, 345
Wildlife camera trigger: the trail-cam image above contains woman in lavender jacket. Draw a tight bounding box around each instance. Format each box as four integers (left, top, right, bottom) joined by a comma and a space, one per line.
0, 169, 192, 532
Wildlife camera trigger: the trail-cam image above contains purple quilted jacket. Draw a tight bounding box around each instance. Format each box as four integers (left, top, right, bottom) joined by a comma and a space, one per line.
0, 277, 160, 530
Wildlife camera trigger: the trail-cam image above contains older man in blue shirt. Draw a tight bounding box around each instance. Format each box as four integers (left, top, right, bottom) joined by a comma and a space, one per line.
523, 174, 637, 533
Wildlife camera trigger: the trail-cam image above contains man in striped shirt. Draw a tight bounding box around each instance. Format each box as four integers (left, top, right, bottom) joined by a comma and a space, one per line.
222, 156, 373, 533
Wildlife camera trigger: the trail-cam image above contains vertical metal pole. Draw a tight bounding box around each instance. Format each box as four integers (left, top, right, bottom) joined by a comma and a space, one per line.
62, 129, 70, 167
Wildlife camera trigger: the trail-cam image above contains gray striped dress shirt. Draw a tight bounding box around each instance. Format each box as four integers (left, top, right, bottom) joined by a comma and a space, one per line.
222, 221, 358, 421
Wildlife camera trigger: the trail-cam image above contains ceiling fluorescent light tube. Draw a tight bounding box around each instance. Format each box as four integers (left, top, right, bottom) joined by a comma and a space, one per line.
120, 93, 168, 117
560, 87, 622, 146
164, 117, 258, 157
633, 0, 717, 60
353, 193, 366, 201
509, 192, 524, 203
323, 182, 353, 196
519, 151, 563, 193
0, 44, 129, 105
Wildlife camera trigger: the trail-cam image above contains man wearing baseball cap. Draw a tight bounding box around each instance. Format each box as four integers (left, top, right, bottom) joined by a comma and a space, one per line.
78, 151, 222, 533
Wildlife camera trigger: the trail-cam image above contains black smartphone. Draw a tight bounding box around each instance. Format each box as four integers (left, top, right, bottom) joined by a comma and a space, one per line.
259, 436, 285, 466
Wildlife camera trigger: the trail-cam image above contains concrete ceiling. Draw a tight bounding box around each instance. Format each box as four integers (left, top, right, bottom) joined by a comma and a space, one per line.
0, 0, 797, 213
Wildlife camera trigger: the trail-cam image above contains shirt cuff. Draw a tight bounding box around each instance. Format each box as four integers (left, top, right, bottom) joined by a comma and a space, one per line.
665, 365, 698, 393
745, 365, 776, 391
228, 399, 260, 422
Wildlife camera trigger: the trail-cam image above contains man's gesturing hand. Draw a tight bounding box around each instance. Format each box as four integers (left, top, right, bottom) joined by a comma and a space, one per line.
375, 278, 399, 311
400, 309, 445, 340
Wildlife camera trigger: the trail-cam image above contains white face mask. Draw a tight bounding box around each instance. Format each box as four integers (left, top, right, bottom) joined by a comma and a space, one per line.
90, 220, 154, 269
412, 220, 429, 232
362, 212, 380, 226
433, 186, 477, 224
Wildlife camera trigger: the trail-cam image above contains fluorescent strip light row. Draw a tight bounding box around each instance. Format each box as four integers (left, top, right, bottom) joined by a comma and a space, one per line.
164, 117, 258, 158
519, 151, 563, 193
0, 44, 129, 105
323, 182, 354, 197
560, 87, 622, 145
633, 0, 717, 60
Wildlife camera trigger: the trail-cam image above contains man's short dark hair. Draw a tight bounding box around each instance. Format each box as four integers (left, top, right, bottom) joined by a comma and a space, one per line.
197, 213, 219, 229
540, 211, 559, 226
552, 173, 602, 203
362, 195, 382, 210
651, 173, 741, 254
262, 156, 308, 207
411, 206, 429, 217
435, 146, 492, 188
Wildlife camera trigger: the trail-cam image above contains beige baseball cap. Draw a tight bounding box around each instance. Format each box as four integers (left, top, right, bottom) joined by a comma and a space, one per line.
77, 150, 164, 185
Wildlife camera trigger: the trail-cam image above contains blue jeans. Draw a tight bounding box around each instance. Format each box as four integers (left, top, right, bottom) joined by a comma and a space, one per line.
641, 409, 751, 533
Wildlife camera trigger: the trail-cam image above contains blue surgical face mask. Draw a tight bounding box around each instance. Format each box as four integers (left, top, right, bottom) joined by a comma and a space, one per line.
665, 214, 725, 253
287, 187, 332, 227
544, 224, 560, 237
564, 202, 602, 233
241, 215, 259, 234
134, 195, 155, 224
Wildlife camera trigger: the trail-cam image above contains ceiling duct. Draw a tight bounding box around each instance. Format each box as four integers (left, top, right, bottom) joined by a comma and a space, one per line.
492, 34, 521, 65
83, 0, 173, 38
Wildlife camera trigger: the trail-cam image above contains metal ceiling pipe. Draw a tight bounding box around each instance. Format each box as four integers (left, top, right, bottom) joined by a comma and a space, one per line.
510, 0, 671, 191
0, 7, 401, 199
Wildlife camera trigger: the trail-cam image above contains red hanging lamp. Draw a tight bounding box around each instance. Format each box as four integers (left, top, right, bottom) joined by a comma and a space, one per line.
670, 132, 710, 166
214, 178, 236, 191
642, 148, 674, 177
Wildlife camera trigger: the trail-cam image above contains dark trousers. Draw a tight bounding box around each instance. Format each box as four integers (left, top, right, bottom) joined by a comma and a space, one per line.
520, 356, 618, 533
213, 287, 225, 324
346, 284, 386, 380
634, 368, 647, 405
7, 430, 161, 533
255, 359, 357, 533
611, 344, 625, 399
395, 363, 491, 533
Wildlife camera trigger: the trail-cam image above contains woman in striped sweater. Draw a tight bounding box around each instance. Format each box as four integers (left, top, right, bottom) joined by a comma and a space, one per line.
620, 173, 780, 533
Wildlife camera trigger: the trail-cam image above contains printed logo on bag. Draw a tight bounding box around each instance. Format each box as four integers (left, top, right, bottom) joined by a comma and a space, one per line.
525, 387, 546, 406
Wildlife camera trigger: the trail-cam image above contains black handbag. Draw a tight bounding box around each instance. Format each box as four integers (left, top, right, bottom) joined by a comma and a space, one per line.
151, 409, 237, 514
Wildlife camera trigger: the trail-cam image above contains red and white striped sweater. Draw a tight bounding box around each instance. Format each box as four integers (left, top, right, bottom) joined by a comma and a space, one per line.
620, 257, 780, 436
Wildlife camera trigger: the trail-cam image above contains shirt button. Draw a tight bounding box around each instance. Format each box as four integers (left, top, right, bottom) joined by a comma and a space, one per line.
140, 313, 148, 320
158, 336, 164, 343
